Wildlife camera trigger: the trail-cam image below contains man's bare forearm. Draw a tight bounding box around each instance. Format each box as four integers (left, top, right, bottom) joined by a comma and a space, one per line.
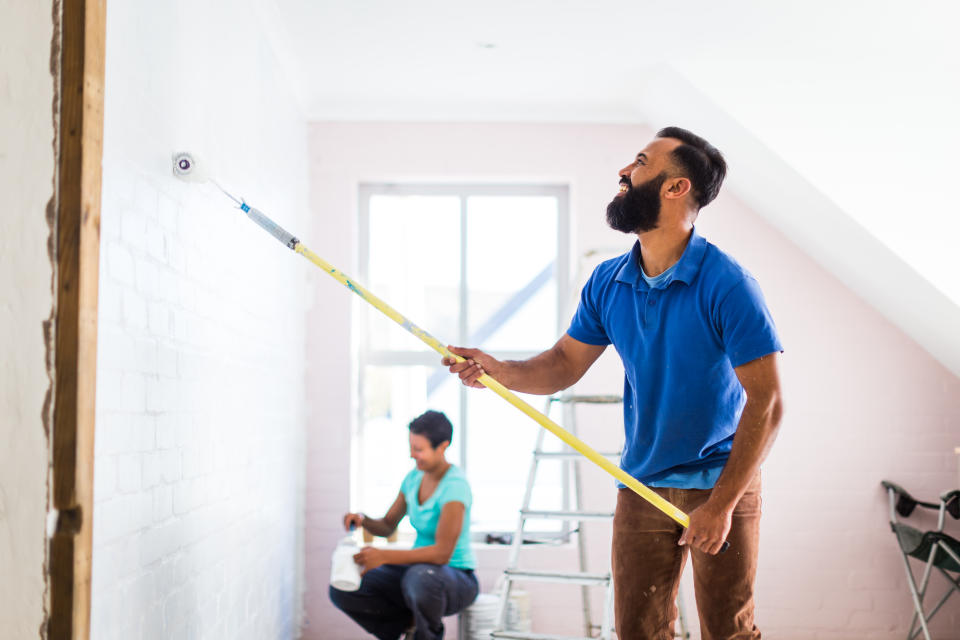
708, 390, 783, 509
497, 350, 582, 394
446, 335, 605, 392
495, 337, 604, 394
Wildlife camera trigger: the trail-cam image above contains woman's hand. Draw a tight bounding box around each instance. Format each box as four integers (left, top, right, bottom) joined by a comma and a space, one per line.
343, 512, 365, 532
353, 546, 387, 576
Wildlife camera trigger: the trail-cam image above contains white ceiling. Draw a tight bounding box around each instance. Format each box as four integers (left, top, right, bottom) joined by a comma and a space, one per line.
261, 0, 960, 373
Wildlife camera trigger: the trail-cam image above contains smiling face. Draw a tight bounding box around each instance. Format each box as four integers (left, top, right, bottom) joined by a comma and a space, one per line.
617, 137, 681, 193
409, 432, 448, 471
606, 137, 685, 234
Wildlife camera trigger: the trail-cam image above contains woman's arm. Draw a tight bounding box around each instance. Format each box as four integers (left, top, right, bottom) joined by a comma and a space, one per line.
344, 491, 407, 537
354, 501, 466, 574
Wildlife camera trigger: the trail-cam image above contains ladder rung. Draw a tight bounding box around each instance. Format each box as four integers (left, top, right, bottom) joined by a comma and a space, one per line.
491, 632, 596, 640
534, 451, 620, 460
504, 569, 610, 585
521, 509, 614, 521
548, 394, 622, 404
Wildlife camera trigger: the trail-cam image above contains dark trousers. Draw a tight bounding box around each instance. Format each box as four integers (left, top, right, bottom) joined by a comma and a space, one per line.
612, 473, 763, 640
329, 563, 479, 640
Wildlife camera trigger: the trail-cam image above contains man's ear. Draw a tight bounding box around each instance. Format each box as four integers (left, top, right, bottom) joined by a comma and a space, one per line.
663, 177, 692, 200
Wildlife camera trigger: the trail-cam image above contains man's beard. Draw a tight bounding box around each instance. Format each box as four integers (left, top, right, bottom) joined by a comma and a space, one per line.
606, 172, 666, 234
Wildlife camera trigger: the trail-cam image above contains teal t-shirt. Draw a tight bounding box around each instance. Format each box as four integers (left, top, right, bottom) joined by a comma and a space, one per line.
401, 465, 476, 570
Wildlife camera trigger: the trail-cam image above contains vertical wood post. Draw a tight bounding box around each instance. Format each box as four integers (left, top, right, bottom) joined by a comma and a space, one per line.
49, 0, 106, 637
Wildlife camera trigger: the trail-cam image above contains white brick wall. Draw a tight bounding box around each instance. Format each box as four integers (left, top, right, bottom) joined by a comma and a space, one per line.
94, 171, 308, 638
92, 1, 309, 638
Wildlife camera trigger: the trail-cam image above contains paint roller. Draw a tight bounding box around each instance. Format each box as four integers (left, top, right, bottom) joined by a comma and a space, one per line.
171, 152, 728, 552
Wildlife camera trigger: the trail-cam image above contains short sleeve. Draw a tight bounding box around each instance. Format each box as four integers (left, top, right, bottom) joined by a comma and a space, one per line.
567, 266, 612, 346
717, 277, 783, 368
439, 476, 472, 509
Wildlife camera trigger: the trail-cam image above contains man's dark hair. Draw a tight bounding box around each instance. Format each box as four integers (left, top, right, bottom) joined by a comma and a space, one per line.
656, 126, 727, 209
408, 410, 453, 448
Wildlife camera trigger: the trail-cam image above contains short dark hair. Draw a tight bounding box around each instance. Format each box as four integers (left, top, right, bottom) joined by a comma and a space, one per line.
656, 126, 727, 209
408, 410, 453, 448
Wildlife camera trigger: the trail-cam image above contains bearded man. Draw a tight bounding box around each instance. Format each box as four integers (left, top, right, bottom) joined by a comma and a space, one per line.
444, 127, 784, 639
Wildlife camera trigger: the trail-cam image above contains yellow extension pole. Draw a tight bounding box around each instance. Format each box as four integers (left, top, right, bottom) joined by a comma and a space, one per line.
293, 243, 692, 529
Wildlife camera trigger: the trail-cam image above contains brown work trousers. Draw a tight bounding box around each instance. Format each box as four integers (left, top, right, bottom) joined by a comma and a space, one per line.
611, 473, 762, 640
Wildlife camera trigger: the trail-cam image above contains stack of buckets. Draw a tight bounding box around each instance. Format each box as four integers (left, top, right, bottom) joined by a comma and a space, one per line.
458, 591, 531, 639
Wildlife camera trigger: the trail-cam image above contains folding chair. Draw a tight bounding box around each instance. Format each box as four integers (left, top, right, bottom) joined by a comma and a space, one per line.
881, 480, 960, 640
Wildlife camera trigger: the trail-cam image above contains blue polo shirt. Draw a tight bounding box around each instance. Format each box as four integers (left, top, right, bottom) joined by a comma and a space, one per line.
567, 228, 782, 486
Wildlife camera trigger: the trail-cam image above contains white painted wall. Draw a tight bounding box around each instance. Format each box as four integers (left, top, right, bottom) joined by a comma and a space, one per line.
92, 1, 310, 638
306, 122, 960, 639
0, 0, 56, 637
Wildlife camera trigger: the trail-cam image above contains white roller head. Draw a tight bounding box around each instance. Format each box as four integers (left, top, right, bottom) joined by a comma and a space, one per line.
172, 151, 209, 183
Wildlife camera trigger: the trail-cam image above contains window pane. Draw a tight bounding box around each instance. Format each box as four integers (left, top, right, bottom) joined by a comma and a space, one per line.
466, 390, 563, 533
358, 364, 461, 533
359, 187, 568, 535
466, 196, 558, 352
368, 195, 461, 351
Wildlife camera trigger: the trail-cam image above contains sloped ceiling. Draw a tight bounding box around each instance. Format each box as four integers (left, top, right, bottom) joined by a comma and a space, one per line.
260, 0, 960, 375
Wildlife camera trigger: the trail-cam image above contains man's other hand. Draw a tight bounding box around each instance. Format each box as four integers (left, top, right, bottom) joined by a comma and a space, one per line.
678, 501, 732, 555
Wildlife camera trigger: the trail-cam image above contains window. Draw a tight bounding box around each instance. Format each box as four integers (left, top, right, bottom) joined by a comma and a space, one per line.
355, 184, 570, 535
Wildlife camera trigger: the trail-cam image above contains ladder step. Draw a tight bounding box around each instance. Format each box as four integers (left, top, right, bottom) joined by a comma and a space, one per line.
491, 632, 596, 640
534, 451, 620, 460
521, 509, 614, 521
549, 394, 622, 404
504, 569, 611, 585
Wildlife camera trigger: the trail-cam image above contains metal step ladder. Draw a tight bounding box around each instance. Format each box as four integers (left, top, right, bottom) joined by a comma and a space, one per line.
491, 393, 692, 640
492, 393, 621, 640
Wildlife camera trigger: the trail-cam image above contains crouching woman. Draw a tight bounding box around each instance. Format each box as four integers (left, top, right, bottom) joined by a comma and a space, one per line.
330, 410, 478, 640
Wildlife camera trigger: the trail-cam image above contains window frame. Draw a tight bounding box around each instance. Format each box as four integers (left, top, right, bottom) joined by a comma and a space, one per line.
356, 183, 571, 537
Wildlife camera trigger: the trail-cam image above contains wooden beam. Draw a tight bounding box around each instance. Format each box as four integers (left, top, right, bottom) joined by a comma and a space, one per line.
49, 0, 106, 638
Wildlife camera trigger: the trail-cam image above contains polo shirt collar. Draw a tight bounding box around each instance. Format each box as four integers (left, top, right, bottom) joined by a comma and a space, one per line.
614, 227, 708, 288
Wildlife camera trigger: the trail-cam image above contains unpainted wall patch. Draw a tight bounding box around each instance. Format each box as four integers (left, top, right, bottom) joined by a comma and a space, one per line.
42, 2, 62, 638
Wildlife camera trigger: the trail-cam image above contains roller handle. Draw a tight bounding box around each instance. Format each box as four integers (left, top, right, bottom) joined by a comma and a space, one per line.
241, 203, 299, 249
